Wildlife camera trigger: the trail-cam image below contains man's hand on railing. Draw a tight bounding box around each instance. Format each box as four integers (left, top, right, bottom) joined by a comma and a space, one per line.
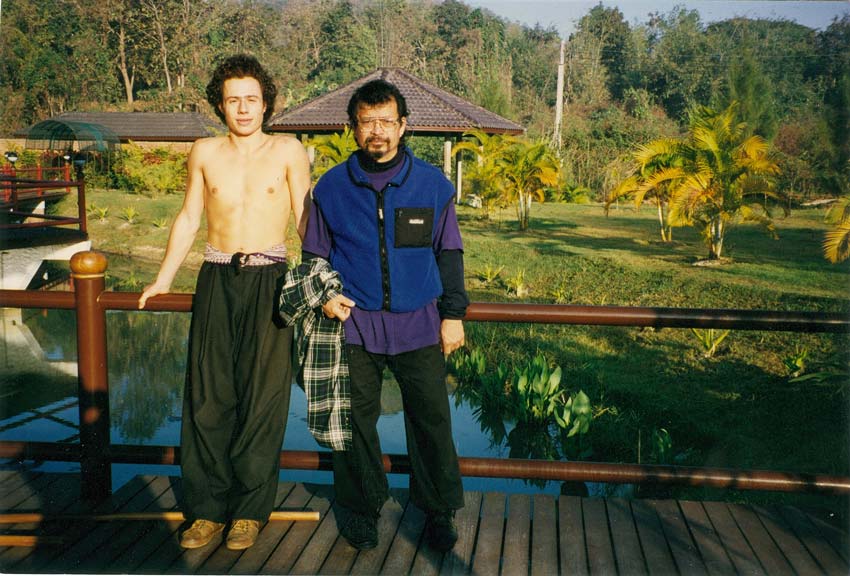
138, 280, 171, 309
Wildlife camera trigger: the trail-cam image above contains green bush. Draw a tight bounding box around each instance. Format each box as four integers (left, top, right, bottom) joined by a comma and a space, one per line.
115, 142, 187, 196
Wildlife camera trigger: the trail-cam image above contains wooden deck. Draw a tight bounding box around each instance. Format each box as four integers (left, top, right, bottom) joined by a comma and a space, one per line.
0, 470, 847, 575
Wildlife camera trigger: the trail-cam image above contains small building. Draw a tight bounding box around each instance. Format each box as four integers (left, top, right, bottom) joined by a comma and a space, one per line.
15, 112, 224, 153
267, 68, 524, 199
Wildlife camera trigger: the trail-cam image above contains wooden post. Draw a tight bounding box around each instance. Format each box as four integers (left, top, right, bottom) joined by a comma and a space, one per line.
553, 39, 566, 149
456, 157, 463, 204
77, 180, 87, 235
70, 251, 111, 501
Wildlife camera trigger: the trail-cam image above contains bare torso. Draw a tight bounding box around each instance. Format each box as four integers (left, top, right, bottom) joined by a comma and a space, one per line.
196, 133, 303, 254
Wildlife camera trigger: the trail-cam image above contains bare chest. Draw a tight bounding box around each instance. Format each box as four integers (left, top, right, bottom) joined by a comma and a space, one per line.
203, 156, 288, 209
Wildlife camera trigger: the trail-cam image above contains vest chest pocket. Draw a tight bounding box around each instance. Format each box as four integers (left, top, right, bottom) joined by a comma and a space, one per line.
394, 207, 434, 248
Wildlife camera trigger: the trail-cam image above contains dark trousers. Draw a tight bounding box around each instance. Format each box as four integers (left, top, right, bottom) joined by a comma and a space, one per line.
332, 344, 463, 517
181, 261, 293, 522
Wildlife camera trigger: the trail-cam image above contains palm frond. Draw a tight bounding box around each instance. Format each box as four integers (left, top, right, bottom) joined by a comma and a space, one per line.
825, 196, 850, 225
823, 220, 850, 263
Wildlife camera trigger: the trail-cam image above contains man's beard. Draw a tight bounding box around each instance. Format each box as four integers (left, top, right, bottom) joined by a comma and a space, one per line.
363, 137, 389, 160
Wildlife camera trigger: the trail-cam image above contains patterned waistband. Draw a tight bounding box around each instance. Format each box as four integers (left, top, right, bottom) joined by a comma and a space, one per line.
204, 243, 288, 267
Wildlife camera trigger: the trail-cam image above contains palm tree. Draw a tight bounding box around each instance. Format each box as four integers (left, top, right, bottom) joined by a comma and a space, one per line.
452, 130, 511, 216
824, 195, 850, 263
670, 104, 784, 260
497, 138, 560, 230
305, 127, 358, 180
609, 103, 784, 260
454, 131, 560, 230
606, 138, 683, 242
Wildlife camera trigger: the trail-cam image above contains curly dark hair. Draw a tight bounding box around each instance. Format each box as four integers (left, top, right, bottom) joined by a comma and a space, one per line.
347, 79, 409, 127
206, 54, 277, 125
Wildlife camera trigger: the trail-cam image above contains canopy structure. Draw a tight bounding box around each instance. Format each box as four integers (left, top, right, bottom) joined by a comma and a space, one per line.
23, 119, 121, 154
268, 68, 524, 200
268, 68, 524, 136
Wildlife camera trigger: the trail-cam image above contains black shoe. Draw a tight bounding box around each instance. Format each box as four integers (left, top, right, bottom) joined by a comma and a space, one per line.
424, 511, 458, 552
339, 512, 378, 550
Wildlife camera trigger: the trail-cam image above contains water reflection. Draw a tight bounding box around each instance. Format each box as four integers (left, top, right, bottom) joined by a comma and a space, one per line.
107, 311, 187, 441
2, 308, 564, 495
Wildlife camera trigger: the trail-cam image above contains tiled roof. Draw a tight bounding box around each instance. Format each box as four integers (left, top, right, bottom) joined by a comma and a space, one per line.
21, 112, 224, 142
268, 68, 524, 135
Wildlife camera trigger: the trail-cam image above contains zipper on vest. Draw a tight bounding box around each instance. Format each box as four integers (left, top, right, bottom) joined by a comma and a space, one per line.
377, 186, 391, 310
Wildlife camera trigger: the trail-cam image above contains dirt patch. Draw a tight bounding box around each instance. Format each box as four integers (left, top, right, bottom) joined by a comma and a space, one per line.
692, 257, 733, 267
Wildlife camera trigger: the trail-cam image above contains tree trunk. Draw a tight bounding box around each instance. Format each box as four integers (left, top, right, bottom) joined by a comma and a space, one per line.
709, 218, 724, 259
117, 24, 134, 105
656, 200, 669, 242
147, 2, 173, 94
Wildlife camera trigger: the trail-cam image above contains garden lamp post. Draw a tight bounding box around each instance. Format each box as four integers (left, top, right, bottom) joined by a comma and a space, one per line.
4, 151, 18, 176
73, 154, 86, 181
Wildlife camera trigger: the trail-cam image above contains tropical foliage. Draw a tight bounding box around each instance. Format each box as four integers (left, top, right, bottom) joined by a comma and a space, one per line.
450, 348, 594, 471
454, 131, 560, 230
2, 1, 849, 205
304, 127, 358, 181
824, 194, 850, 263
608, 103, 785, 259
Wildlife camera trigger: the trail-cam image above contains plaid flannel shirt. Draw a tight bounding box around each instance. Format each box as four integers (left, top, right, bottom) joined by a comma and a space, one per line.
279, 258, 351, 451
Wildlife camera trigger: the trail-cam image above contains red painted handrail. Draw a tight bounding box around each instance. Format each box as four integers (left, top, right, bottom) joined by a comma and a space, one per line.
0, 251, 848, 502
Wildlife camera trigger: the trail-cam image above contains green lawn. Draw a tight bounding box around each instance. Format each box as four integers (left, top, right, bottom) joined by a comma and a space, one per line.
60, 191, 850, 515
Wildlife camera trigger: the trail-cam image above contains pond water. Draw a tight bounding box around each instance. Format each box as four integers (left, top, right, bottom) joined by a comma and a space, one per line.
0, 308, 577, 497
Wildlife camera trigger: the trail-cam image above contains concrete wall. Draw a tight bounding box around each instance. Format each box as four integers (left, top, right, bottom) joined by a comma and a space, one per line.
0, 240, 91, 290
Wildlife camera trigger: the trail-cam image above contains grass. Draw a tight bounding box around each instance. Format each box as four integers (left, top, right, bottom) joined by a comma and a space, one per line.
57, 190, 850, 515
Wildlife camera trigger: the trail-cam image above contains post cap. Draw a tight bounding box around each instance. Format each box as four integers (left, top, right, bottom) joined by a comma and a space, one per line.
70, 251, 108, 276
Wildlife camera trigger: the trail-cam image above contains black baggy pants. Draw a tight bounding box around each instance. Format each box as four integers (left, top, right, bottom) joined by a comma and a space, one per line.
332, 344, 464, 517
181, 261, 293, 522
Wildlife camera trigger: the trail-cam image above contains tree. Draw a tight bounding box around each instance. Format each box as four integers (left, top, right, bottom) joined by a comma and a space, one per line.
644, 8, 715, 121
723, 51, 777, 140
497, 138, 560, 230
672, 104, 784, 259
574, 5, 636, 101
309, 0, 377, 87
454, 131, 559, 229
605, 138, 683, 242
452, 129, 511, 215
609, 103, 785, 259
305, 128, 358, 180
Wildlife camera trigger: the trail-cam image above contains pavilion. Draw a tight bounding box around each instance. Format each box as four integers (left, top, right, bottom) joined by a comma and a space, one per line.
266, 68, 524, 198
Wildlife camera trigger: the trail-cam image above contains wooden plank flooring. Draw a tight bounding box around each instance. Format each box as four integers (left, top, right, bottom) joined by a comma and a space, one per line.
0, 470, 847, 575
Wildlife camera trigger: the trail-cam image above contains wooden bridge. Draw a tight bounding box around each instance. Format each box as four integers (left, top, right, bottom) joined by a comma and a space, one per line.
1, 471, 848, 575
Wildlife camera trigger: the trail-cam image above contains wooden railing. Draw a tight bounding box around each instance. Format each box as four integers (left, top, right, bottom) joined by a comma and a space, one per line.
0, 251, 848, 502
0, 174, 87, 236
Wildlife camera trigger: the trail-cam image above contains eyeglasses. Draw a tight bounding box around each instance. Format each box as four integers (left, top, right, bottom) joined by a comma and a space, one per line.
356, 117, 400, 131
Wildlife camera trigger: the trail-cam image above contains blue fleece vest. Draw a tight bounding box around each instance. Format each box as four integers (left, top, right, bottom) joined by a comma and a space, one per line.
312, 148, 456, 312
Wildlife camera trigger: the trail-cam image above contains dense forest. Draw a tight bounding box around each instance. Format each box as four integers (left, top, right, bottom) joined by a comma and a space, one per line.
1, 0, 848, 199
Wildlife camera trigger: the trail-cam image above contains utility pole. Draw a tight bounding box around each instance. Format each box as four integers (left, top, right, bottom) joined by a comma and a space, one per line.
552, 39, 566, 150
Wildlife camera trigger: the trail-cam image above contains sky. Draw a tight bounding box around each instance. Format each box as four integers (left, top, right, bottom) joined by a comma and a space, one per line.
465, 0, 850, 36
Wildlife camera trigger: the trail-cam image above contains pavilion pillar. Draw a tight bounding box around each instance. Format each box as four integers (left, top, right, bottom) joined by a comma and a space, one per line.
456, 157, 463, 204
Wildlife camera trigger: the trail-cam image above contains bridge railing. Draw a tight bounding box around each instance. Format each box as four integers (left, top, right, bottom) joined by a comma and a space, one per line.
0, 174, 87, 235
0, 251, 848, 502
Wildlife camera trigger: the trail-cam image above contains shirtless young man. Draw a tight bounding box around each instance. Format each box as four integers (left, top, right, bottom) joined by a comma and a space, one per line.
138, 54, 311, 551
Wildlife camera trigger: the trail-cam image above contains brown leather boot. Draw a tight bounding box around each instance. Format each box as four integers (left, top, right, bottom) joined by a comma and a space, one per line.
179, 519, 225, 549
226, 519, 260, 550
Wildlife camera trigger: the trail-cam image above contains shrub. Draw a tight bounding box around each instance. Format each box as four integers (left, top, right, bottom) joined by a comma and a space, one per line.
115, 142, 187, 196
